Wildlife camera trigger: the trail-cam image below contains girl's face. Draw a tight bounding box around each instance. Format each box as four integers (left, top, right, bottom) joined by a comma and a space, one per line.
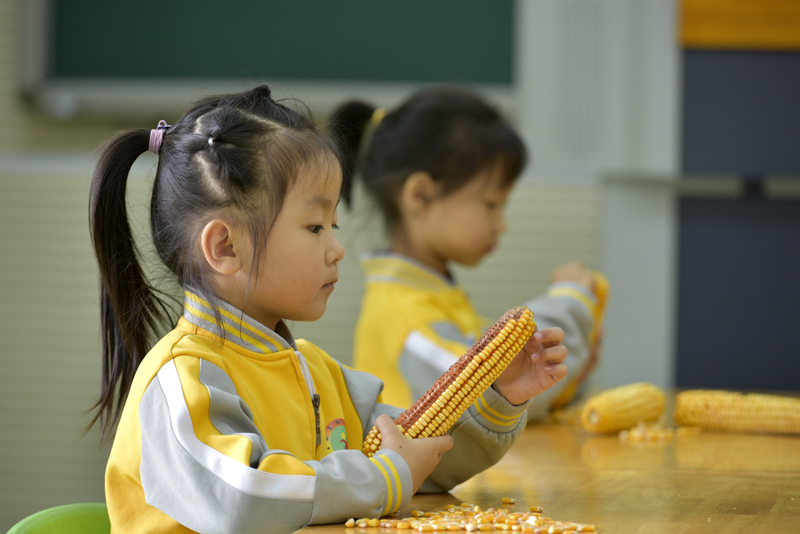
243, 163, 345, 330
420, 167, 512, 271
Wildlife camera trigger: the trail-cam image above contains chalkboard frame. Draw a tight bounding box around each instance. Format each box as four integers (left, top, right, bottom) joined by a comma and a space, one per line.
21, 0, 517, 121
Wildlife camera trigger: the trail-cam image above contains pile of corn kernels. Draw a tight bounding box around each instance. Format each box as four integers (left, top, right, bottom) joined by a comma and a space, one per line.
618, 421, 702, 444
345, 499, 597, 532
618, 421, 674, 443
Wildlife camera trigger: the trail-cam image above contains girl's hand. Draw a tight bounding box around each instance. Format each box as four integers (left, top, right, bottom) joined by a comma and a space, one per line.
375, 414, 454, 494
492, 326, 568, 406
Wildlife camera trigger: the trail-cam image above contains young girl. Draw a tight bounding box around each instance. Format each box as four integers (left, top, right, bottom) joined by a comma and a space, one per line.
88, 84, 568, 534
331, 86, 602, 420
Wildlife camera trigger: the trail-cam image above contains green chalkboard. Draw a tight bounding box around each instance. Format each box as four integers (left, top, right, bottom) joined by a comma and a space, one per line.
52, 0, 514, 84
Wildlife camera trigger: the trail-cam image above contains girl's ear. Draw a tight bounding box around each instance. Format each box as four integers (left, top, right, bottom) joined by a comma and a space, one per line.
401, 171, 438, 213
200, 219, 244, 275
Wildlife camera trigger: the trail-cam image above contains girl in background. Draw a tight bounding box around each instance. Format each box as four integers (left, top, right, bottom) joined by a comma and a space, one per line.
331, 86, 603, 420
88, 84, 568, 534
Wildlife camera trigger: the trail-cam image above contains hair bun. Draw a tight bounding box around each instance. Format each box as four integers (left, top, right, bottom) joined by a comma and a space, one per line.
253, 83, 272, 101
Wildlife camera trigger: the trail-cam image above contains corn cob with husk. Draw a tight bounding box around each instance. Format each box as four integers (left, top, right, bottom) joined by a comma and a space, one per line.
674, 390, 800, 435
581, 382, 666, 433
362, 306, 536, 457
551, 271, 610, 409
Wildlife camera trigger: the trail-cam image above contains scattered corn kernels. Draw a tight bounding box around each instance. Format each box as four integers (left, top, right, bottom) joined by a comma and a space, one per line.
356, 501, 595, 533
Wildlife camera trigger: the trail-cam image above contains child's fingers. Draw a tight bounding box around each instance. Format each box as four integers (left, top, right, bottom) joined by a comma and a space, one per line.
542, 362, 569, 382
532, 326, 565, 346
438, 433, 455, 453
423, 433, 455, 457
375, 414, 454, 458
539, 344, 568, 366
374, 415, 453, 453
374, 414, 403, 441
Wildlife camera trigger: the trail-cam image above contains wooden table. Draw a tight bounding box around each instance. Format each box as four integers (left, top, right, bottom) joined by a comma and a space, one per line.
298, 416, 800, 533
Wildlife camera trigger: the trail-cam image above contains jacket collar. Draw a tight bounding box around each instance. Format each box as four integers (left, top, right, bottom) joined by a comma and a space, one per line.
182, 289, 295, 355
361, 252, 456, 292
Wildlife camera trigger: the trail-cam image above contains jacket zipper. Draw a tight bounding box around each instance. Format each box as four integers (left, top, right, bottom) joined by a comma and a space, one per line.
312, 393, 321, 447
295, 350, 322, 449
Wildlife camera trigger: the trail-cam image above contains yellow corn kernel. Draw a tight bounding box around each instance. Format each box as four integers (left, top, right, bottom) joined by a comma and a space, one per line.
674, 390, 800, 434
344, 518, 355, 528
581, 382, 666, 433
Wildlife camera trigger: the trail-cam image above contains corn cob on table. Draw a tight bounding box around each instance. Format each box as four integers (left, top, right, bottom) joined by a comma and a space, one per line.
298, 390, 800, 534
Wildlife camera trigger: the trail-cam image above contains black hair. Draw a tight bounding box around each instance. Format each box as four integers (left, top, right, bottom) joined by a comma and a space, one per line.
329, 86, 527, 233
88, 84, 338, 441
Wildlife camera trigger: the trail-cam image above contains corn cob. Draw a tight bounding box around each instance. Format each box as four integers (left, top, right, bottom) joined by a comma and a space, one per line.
580, 382, 666, 433
362, 307, 536, 457
674, 390, 800, 434
551, 271, 610, 409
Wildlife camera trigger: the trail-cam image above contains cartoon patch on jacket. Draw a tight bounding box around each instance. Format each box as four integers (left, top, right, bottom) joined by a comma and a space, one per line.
325, 418, 348, 451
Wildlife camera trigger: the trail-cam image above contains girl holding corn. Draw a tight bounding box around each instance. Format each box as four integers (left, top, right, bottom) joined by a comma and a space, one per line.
331, 86, 604, 420
88, 84, 568, 534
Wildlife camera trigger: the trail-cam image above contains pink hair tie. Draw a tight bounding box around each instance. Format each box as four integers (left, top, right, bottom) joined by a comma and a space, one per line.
148, 120, 171, 154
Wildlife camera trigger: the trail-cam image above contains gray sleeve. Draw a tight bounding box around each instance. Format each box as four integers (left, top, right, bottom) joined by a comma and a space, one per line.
338, 363, 405, 437
418, 386, 530, 493
139, 359, 410, 533
524, 282, 595, 422
399, 322, 473, 404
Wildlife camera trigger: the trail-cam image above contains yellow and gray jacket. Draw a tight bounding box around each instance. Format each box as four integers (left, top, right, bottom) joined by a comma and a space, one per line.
353, 253, 595, 420
105, 289, 529, 534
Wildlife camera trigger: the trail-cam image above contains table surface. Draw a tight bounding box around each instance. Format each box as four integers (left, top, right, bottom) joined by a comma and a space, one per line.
297, 407, 800, 534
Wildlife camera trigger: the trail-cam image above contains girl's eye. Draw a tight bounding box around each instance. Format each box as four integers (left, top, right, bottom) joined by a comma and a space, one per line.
332, 224, 340, 230
309, 225, 323, 234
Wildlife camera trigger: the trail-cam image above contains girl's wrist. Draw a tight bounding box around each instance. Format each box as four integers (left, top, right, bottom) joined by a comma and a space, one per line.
491, 383, 527, 407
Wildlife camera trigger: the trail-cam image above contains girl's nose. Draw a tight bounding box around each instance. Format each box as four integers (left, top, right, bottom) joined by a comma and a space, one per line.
496, 212, 508, 234
328, 234, 345, 265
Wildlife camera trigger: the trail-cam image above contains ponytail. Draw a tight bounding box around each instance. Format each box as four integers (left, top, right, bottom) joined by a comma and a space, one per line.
328, 101, 376, 208
88, 130, 174, 442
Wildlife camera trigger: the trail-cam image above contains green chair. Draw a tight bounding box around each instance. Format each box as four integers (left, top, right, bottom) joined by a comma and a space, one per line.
7, 503, 109, 534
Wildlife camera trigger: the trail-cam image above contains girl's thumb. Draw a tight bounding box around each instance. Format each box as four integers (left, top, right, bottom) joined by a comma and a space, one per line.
374, 414, 402, 437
